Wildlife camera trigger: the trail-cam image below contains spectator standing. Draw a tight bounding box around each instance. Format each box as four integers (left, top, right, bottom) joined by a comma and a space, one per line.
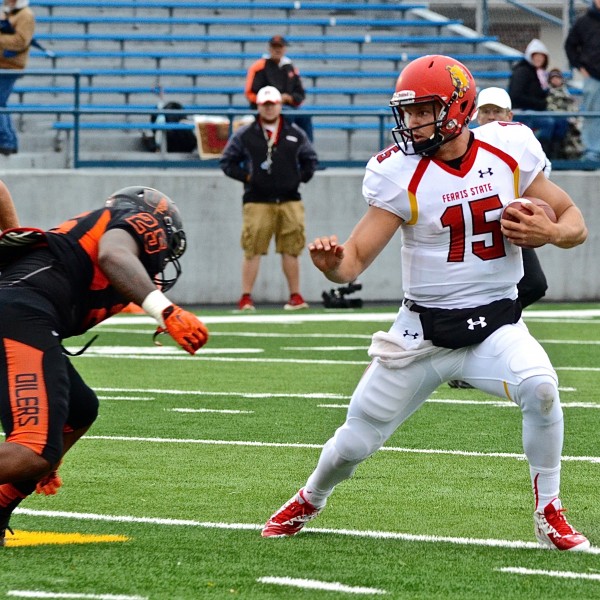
245, 35, 314, 142
261, 55, 590, 552
565, 0, 600, 162
220, 86, 318, 311
546, 69, 584, 160
0, 0, 34, 155
509, 39, 568, 158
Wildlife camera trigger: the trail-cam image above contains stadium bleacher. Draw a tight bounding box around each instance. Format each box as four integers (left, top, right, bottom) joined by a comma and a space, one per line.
14, 0, 524, 166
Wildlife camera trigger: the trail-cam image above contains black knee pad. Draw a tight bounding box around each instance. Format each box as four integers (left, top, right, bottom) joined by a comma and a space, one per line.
66, 361, 99, 430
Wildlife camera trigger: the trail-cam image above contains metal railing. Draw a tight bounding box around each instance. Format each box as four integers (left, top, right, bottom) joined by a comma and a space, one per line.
1, 69, 599, 170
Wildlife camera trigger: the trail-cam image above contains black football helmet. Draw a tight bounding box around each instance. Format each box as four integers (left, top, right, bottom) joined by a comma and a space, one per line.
105, 186, 186, 291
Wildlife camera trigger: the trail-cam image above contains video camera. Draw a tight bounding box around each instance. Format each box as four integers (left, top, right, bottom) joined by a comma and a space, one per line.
321, 281, 363, 309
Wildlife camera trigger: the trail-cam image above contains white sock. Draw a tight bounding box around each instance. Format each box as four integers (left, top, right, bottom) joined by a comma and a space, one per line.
531, 466, 561, 511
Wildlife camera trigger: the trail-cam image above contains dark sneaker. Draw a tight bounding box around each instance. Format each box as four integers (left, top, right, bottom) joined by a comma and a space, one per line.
0, 512, 13, 547
448, 380, 474, 389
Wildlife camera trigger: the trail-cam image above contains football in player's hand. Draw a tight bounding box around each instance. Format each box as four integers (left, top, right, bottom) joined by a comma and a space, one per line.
501, 197, 557, 224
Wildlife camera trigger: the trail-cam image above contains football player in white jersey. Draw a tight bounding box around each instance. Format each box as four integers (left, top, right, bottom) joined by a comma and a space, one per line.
262, 55, 590, 551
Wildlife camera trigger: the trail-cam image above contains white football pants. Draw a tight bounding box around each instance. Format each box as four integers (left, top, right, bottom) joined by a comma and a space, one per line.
304, 305, 562, 510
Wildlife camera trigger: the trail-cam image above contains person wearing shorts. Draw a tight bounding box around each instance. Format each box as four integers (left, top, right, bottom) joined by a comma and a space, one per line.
220, 86, 318, 311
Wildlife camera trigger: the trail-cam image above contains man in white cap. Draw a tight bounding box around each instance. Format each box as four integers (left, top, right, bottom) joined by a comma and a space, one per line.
476, 86, 513, 125
220, 86, 318, 311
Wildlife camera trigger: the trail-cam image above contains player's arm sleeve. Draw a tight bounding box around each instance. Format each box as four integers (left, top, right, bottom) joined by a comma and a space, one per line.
515, 126, 548, 193
362, 160, 409, 222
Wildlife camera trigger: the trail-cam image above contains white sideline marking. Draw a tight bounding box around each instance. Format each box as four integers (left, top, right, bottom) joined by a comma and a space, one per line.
283, 346, 368, 351
79, 434, 600, 464
12, 507, 600, 555
72, 349, 600, 371
103, 309, 600, 327
64, 346, 263, 356
7, 592, 148, 600
97, 396, 154, 401
99, 328, 372, 340
319, 399, 600, 409
169, 408, 254, 414
496, 567, 600, 581
257, 576, 388, 595
78, 354, 369, 365
95, 387, 349, 400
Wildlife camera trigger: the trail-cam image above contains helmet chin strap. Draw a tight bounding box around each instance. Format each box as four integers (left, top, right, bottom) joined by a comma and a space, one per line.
412, 133, 444, 157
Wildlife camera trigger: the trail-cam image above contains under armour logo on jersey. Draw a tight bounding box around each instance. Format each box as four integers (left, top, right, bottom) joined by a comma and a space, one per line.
467, 317, 487, 330
478, 168, 493, 178
403, 329, 419, 339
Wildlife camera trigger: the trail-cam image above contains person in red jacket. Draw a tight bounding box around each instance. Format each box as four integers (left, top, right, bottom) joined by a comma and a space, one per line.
245, 35, 313, 141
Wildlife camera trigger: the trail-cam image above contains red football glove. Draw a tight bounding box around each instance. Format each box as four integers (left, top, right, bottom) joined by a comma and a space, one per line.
155, 305, 209, 355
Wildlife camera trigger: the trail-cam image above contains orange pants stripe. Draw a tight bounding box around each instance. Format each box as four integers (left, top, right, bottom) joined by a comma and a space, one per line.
4, 338, 49, 455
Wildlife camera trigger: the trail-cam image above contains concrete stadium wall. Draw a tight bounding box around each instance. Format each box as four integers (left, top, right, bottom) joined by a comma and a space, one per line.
1, 168, 598, 306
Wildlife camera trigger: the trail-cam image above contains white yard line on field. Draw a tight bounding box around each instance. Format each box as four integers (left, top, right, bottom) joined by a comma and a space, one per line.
64, 350, 600, 371
13, 507, 600, 555
97, 396, 154, 401
319, 400, 600, 409
169, 408, 254, 414
256, 576, 388, 595
496, 567, 600, 581
7, 592, 148, 600
97, 328, 373, 339
77, 435, 600, 464
96, 387, 349, 400
102, 309, 600, 327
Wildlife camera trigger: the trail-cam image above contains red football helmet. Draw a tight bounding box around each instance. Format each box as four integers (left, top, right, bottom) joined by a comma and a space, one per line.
390, 55, 476, 156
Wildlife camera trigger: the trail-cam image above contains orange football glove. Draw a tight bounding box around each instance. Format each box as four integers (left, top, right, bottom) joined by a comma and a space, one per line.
36, 468, 63, 496
156, 305, 209, 355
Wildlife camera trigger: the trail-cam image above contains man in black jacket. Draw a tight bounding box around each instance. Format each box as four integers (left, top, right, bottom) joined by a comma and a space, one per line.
565, 0, 600, 161
245, 35, 313, 141
220, 86, 318, 311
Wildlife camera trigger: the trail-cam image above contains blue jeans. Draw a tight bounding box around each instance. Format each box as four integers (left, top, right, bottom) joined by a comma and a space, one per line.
0, 73, 19, 150
580, 75, 600, 160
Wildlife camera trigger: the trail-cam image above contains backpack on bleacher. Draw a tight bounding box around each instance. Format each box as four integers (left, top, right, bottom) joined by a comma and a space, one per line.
142, 101, 197, 153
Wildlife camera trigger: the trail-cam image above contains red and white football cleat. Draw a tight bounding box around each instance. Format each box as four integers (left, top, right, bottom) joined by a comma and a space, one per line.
261, 489, 321, 537
534, 498, 590, 551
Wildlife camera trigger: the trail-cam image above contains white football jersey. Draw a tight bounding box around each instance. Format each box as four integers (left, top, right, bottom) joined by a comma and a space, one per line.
363, 121, 547, 308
